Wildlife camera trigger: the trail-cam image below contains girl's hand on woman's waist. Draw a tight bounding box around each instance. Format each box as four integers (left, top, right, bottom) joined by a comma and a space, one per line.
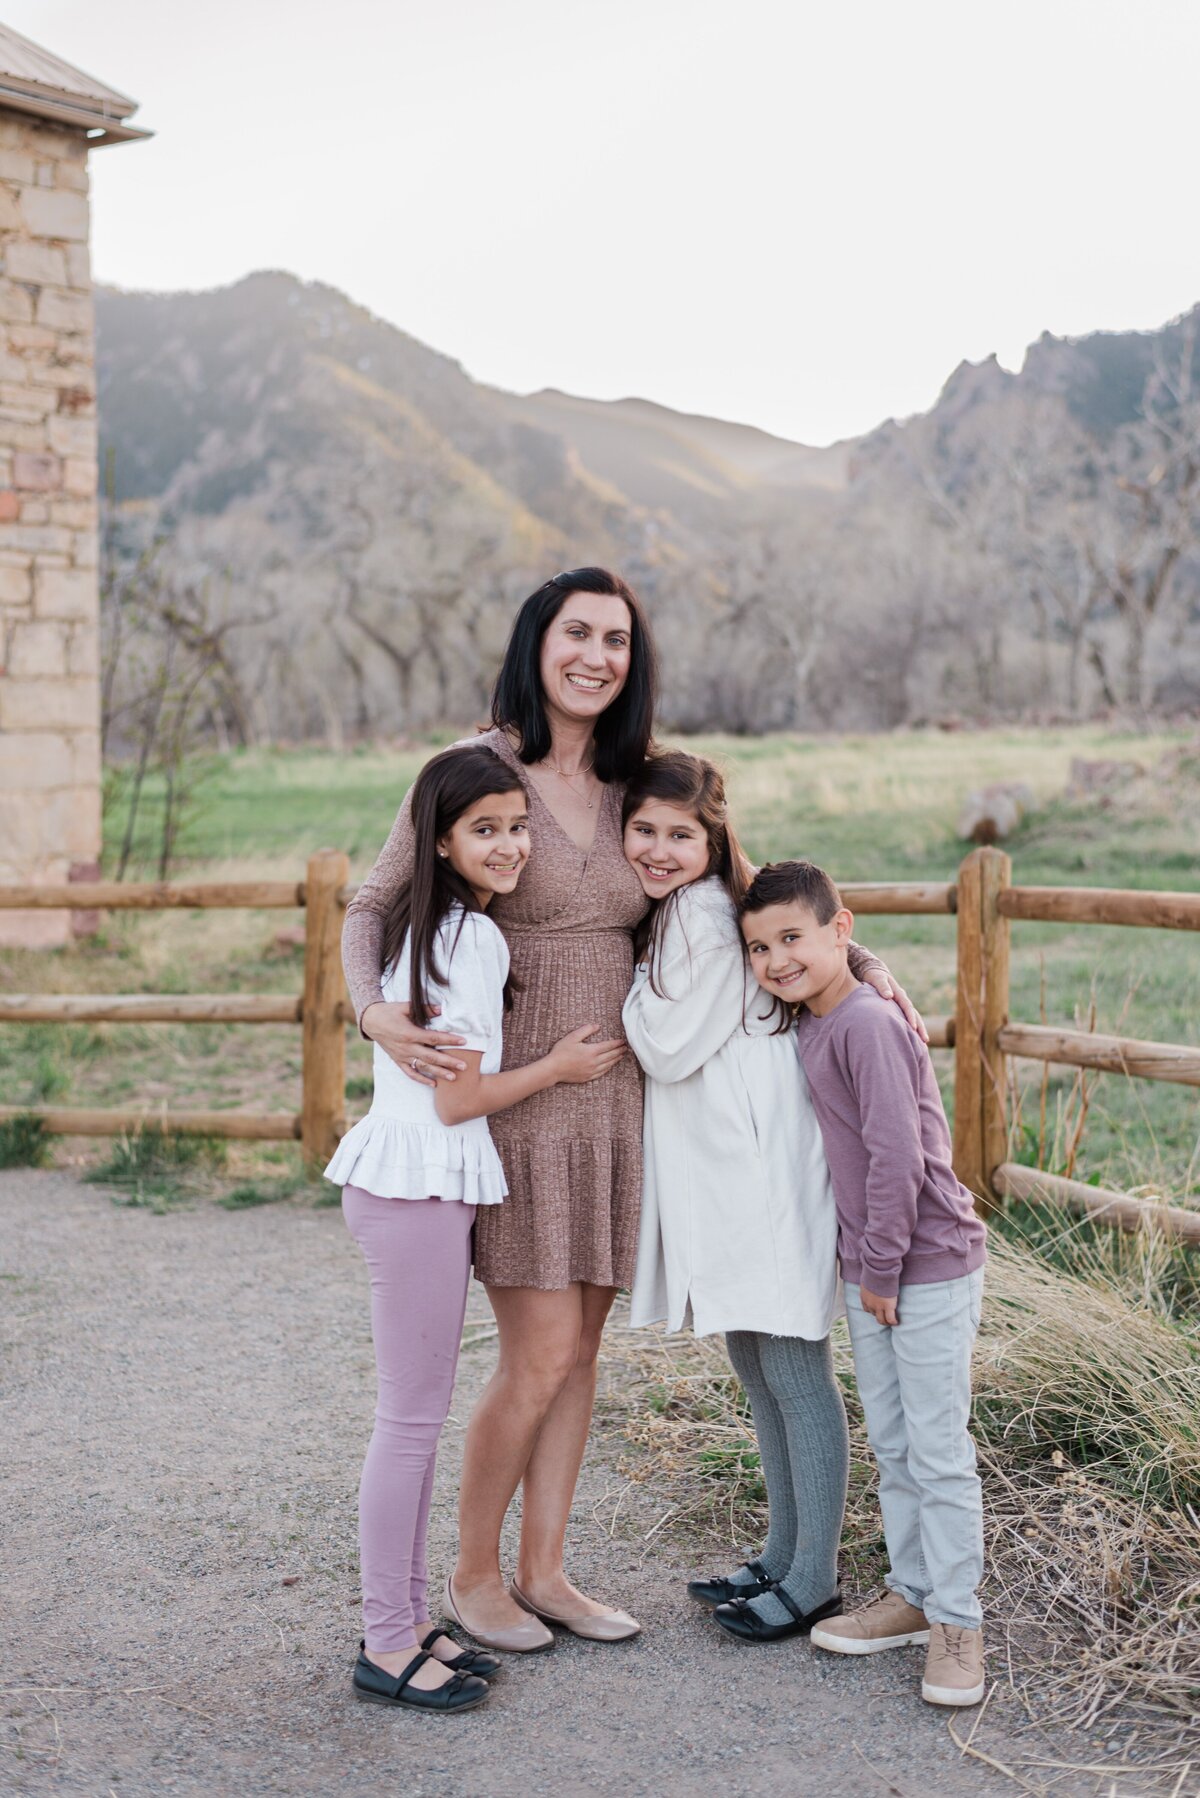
547, 1024, 627, 1085
361, 1000, 468, 1088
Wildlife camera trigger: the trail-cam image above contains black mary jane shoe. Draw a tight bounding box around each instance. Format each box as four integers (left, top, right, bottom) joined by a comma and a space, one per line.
352, 1643, 489, 1712
712, 1585, 844, 1644
419, 1626, 501, 1680
687, 1557, 774, 1607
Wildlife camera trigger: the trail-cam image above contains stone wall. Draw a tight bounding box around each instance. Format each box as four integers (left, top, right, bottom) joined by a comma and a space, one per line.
0, 111, 99, 947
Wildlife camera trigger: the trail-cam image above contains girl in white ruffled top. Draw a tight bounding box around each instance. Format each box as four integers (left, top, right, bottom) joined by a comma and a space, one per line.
326, 744, 621, 1715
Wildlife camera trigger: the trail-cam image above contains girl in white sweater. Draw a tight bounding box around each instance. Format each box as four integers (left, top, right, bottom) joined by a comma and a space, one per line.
621, 750, 909, 1643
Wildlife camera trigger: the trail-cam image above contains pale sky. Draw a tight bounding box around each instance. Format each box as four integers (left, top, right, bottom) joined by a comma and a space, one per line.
9, 0, 1200, 445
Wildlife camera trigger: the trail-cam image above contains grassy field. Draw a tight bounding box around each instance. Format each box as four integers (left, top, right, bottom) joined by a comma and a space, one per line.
2, 724, 1198, 1199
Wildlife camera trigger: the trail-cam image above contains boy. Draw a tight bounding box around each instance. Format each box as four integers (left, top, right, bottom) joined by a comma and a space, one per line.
739, 861, 987, 1708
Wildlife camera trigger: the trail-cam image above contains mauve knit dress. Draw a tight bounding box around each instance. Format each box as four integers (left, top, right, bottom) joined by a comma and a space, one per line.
341, 729, 648, 1291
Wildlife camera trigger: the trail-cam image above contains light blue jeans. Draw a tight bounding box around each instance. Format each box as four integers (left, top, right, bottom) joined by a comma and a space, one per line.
844, 1268, 984, 1630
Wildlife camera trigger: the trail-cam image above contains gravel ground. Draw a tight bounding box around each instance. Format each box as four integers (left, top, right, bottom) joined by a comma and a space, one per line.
2, 1171, 1067, 1797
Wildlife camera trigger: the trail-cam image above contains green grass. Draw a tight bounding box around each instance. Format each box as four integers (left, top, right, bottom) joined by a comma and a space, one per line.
3, 724, 1197, 1198
101, 740, 450, 870
0, 1113, 50, 1170
98, 724, 1194, 886
217, 1175, 302, 1210
84, 1132, 228, 1212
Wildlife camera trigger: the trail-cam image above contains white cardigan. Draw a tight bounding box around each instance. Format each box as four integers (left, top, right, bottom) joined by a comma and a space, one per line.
623, 876, 839, 1339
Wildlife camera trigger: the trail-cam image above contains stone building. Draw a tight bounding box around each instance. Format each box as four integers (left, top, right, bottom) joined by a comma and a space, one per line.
0, 25, 148, 946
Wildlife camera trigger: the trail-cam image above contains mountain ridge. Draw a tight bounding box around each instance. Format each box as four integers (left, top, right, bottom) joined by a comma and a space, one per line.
93, 273, 1200, 736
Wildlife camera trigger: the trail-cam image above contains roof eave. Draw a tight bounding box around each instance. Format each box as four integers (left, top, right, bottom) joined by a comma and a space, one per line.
0, 82, 151, 145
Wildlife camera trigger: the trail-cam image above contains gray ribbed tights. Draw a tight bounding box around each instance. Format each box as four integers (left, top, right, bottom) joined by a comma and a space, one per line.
724, 1330, 849, 1626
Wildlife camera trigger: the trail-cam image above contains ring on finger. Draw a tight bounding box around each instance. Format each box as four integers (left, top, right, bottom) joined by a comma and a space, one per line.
410, 1058, 422, 1073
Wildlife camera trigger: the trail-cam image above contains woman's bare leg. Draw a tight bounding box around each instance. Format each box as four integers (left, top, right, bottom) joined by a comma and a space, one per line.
515, 1283, 618, 1616
451, 1284, 583, 1633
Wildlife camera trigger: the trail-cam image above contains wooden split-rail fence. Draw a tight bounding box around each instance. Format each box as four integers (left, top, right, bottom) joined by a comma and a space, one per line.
1, 846, 1198, 1238
0, 851, 351, 1169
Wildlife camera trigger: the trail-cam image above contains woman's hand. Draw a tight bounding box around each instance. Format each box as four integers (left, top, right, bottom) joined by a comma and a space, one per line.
547, 1024, 627, 1085
860, 970, 929, 1043
361, 1000, 468, 1087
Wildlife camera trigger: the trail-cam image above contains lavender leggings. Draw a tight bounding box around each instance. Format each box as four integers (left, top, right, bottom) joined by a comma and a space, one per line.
342, 1184, 476, 1654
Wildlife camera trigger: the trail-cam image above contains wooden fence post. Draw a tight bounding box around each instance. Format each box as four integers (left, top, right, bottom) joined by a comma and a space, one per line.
979, 846, 1012, 1209
953, 849, 986, 1204
302, 848, 350, 1169
952, 846, 1011, 1214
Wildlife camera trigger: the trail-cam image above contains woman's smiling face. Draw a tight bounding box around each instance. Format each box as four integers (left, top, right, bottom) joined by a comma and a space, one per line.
623, 798, 711, 898
538, 592, 632, 727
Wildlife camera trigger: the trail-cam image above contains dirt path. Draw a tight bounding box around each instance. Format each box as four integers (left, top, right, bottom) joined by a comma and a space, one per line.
2, 1171, 1058, 1797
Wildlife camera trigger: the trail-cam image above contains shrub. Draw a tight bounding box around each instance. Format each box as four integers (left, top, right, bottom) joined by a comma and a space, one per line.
86, 1131, 226, 1210
0, 1113, 50, 1170
217, 1177, 294, 1210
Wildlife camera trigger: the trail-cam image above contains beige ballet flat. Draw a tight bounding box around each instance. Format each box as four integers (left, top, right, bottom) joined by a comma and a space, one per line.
510, 1579, 641, 1642
443, 1573, 554, 1654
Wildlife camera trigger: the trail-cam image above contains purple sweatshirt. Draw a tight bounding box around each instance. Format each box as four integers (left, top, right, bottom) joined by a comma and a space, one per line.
794, 984, 987, 1299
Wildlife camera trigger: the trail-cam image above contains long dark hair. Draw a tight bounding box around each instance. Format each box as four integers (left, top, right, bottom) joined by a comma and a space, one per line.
380, 745, 524, 1026
491, 567, 658, 782
623, 750, 752, 993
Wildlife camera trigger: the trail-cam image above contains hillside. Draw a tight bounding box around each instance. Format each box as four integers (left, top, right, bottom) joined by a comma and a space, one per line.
95, 272, 842, 537
93, 278, 1200, 738
494, 388, 850, 528
853, 304, 1200, 486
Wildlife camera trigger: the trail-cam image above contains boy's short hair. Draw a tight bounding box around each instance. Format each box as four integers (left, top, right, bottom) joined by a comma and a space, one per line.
740, 859, 844, 926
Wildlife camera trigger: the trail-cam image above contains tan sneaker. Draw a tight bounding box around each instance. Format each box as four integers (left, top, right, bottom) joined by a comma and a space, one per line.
810, 1589, 931, 1655
921, 1622, 985, 1706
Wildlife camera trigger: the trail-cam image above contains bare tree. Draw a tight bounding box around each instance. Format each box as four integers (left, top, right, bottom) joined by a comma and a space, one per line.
100, 545, 270, 877
1083, 324, 1200, 709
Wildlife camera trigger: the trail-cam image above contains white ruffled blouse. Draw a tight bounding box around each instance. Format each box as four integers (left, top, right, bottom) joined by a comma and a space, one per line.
324, 905, 509, 1206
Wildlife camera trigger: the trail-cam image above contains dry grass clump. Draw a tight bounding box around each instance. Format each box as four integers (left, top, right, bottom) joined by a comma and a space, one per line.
600, 1232, 1200, 1785
976, 1235, 1200, 1508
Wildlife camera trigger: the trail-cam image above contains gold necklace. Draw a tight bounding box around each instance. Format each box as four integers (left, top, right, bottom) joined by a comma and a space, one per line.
541, 755, 598, 809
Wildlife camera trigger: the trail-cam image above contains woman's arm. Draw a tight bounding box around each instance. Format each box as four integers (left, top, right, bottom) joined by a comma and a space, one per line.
848, 940, 927, 1042
435, 1030, 626, 1126
847, 940, 882, 982
344, 786, 470, 1080
343, 787, 415, 1028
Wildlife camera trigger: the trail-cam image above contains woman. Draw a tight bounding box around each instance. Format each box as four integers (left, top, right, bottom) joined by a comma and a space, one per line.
343, 568, 653, 1648
342, 566, 920, 1651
